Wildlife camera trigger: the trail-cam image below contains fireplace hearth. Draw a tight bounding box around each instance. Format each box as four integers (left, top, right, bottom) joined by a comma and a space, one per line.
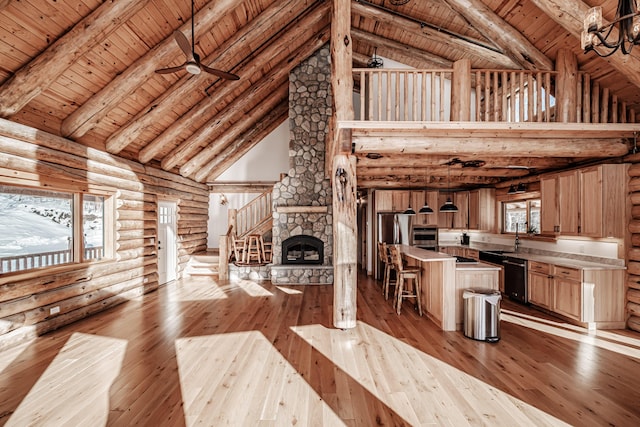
282, 235, 324, 265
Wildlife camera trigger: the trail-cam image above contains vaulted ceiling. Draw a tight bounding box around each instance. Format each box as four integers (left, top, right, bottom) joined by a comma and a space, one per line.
1, 0, 639, 190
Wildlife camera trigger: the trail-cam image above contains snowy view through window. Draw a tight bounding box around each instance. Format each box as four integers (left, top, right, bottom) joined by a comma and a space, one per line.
0, 186, 104, 272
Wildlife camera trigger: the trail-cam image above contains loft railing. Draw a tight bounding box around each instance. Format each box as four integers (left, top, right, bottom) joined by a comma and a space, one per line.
0, 246, 104, 273
354, 67, 636, 124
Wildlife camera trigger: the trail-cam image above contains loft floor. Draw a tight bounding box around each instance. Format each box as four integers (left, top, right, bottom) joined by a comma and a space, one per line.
0, 271, 638, 425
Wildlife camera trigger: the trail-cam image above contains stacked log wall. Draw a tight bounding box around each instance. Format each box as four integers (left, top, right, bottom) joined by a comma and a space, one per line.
627, 160, 640, 332
0, 119, 209, 349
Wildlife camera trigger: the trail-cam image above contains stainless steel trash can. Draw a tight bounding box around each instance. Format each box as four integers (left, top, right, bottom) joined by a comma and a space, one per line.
463, 288, 501, 342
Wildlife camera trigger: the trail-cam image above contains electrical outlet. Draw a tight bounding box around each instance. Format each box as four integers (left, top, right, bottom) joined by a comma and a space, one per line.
50, 306, 60, 315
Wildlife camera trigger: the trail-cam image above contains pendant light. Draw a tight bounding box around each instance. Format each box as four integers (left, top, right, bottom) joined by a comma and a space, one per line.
419, 169, 434, 214
403, 202, 416, 215
439, 163, 458, 213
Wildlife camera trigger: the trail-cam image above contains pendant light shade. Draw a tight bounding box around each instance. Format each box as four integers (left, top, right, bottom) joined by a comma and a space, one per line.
507, 184, 517, 194
439, 196, 458, 212
403, 204, 416, 215
419, 203, 434, 214
439, 163, 458, 212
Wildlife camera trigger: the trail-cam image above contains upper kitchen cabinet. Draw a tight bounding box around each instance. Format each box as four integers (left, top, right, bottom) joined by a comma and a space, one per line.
540, 164, 628, 238
468, 188, 496, 231
541, 170, 579, 235
579, 164, 628, 238
375, 190, 410, 212
452, 191, 469, 229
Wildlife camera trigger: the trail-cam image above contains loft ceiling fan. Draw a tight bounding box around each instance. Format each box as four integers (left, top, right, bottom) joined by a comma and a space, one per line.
155, 0, 239, 80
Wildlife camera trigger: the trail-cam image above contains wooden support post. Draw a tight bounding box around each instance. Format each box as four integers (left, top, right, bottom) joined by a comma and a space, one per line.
451, 59, 471, 121
555, 48, 577, 123
332, 154, 357, 329
331, 0, 356, 329
219, 235, 228, 280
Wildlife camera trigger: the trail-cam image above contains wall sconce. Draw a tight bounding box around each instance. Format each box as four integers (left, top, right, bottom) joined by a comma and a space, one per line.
219, 194, 228, 205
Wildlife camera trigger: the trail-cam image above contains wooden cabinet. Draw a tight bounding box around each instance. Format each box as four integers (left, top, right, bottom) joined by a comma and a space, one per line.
452, 191, 469, 229
437, 192, 454, 228
551, 266, 582, 321
528, 261, 551, 309
375, 190, 410, 212
540, 171, 579, 235
540, 164, 627, 238
468, 188, 496, 231
579, 164, 628, 238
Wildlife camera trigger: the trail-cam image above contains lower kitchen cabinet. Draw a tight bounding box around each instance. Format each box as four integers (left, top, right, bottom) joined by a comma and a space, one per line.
527, 261, 625, 328
528, 261, 551, 309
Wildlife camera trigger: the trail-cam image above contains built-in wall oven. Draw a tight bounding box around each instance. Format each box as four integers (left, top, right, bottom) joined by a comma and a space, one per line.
412, 225, 438, 250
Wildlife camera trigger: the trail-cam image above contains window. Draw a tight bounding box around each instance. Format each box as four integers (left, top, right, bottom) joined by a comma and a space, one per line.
503, 199, 540, 234
0, 185, 113, 274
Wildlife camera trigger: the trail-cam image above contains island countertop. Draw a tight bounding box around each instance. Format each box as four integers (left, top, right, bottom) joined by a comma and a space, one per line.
398, 244, 456, 262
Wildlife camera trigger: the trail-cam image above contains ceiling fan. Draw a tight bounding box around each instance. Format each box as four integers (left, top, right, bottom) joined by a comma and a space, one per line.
155, 0, 239, 80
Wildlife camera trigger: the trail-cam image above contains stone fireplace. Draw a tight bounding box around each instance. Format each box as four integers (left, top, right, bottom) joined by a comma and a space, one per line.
282, 235, 324, 265
270, 44, 333, 284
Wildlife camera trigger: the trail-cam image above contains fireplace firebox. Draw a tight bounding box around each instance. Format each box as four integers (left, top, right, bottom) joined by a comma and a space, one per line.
282, 235, 324, 265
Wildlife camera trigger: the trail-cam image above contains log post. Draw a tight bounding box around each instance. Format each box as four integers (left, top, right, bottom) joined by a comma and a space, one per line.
332, 154, 357, 329
451, 59, 471, 121
331, 0, 356, 329
219, 235, 228, 280
555, 49, 578, 123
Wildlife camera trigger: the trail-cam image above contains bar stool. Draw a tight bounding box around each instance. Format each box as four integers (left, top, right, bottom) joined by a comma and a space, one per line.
232, 236, 247, 265
378, 241, 396, 300
388, 245, 422, 316
245, 234, 264, 264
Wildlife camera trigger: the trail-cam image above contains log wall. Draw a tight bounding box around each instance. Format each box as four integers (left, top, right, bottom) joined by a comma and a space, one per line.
0, 119, 209, 350
628, 159, 640, 333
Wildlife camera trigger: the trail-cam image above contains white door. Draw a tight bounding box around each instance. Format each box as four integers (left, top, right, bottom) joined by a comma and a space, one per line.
158, 201, 177, 284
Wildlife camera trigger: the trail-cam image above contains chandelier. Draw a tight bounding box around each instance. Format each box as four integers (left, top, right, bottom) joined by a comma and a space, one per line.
581, 0, 640, 56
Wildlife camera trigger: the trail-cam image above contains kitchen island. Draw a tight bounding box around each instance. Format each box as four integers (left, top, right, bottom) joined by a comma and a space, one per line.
399, 245, 499, 331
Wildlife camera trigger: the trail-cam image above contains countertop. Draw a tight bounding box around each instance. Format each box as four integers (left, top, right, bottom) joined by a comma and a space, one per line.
399, 245, 500, 271
439, 242, 625, 271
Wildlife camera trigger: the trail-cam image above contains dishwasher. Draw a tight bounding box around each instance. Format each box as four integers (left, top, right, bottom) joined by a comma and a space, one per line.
503, 256, 528, 303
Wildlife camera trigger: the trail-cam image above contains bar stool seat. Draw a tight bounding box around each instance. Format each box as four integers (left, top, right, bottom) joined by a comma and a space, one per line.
245, 234, 265, 265
388, 245, 422, 316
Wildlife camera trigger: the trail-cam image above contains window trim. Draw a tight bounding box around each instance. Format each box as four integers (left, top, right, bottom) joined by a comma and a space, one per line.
501, 198, 541, 235
0, 181, 116, 280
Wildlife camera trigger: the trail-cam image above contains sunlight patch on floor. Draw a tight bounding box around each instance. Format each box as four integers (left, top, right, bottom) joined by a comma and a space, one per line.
6, 333, 126, 427
175, 332, 344, 426
502, 311, 640, 360
274, 285, 303, 295
292, 322, 569, 426
236, 279, 273, 297
167, 277, 230, 301
0, 339, 30, 375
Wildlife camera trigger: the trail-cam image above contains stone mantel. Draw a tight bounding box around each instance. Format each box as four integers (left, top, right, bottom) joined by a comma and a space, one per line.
275, 206, 329, 214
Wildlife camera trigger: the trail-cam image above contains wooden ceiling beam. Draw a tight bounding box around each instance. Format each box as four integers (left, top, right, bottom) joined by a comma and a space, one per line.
190, 84, 289, 182
61, 0, 240, 139
357, 175, 500, 189
108, 0, 322, 155
530, 0, 640, 89
0, 0, 151, 118
207, 181, 279, 193
441, 0, 553, 71
357, 166, 530, 177
351, 28, 452, 69
351, 0, 516, 68
355, 154, 573, 169
353, 136, 629, 157
204, 103, 289, 182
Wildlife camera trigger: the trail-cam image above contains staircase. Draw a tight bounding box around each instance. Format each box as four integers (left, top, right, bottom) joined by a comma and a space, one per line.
187, 190, 273, 279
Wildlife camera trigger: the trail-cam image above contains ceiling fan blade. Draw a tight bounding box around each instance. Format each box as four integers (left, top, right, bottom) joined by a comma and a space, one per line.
173, 30, 195, 62
200, 64, 240, 80
155, 64, 186, 74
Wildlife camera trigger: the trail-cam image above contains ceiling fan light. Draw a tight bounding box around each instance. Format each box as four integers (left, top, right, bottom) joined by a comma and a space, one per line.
439, 197, 458, 213
185, 62, 201, 74
419, 204, 434, 214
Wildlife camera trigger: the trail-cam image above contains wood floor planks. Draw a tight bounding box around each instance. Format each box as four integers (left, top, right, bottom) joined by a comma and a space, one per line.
0, 272, 639, 426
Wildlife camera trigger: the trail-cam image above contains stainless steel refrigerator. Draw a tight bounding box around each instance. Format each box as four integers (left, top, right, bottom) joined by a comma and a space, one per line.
376, 213, 412, 280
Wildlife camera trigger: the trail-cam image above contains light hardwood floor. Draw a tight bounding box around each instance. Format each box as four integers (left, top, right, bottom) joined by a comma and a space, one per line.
1, 271, 639, 426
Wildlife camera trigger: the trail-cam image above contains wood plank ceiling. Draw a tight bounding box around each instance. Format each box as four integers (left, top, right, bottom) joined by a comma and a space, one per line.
1, 0, 639, 189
